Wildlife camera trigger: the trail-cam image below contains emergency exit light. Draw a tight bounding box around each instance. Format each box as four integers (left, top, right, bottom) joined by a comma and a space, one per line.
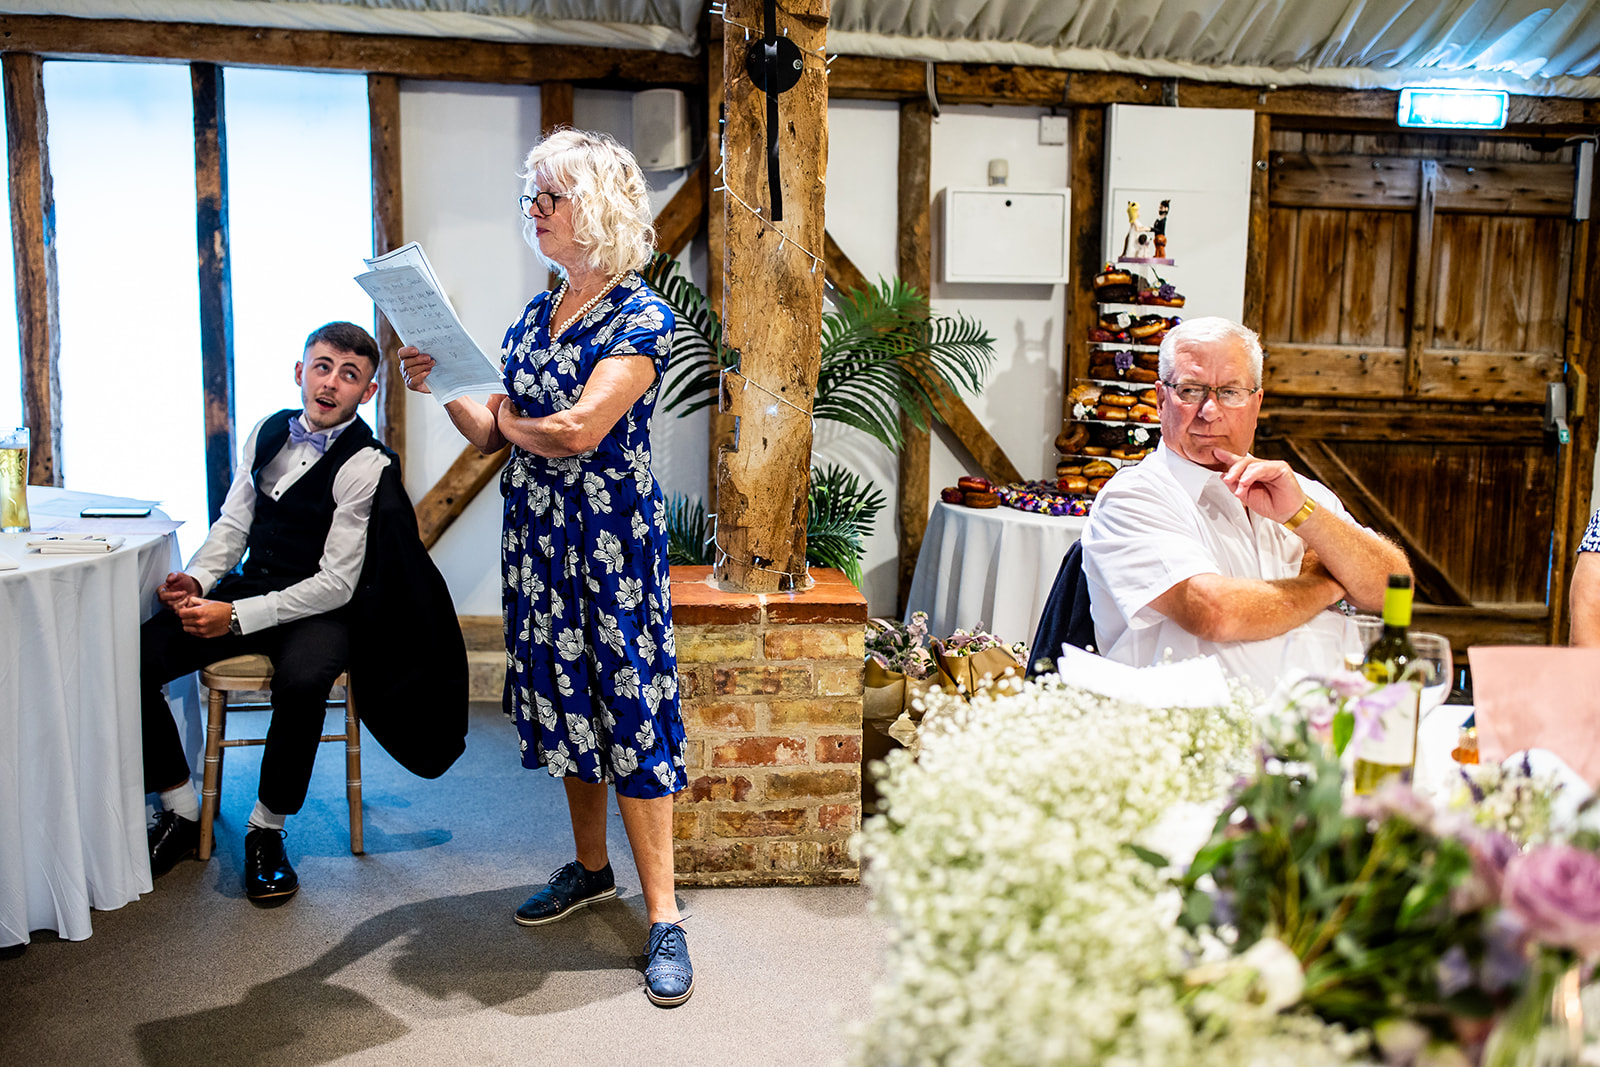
1397, 87, 1509, 130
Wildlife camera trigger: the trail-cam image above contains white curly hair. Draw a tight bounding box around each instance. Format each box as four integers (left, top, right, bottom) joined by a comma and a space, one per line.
521, 128, 655, 277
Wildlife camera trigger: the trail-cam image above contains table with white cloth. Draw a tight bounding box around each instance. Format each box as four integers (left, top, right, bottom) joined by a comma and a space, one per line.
903, 501, 1088, 647
0, 486, 195, 946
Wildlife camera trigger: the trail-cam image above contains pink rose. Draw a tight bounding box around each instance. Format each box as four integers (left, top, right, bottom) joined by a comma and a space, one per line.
1502, 845, 1600, 958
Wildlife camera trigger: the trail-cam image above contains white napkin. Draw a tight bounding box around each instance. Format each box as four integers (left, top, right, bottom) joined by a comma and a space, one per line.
1055, 645, 1233, 708
0, 549, 16, 571
26, 534, 125, 554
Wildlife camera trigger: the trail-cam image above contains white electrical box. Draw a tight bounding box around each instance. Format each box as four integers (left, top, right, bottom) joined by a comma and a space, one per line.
942, 187, 1071, 285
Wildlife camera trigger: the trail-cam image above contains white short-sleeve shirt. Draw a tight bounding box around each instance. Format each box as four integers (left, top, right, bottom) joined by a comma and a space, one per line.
1080, 442, 1360, 695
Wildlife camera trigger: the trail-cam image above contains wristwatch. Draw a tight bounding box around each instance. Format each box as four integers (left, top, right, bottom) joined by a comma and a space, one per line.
1282, 496, 1318, 532
228, 605, 242, 636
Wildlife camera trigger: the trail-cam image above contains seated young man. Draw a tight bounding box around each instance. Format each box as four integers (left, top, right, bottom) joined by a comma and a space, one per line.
142, 322, 416, 901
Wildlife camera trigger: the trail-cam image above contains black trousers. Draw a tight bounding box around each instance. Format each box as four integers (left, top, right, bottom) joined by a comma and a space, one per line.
140, 608, 349, 816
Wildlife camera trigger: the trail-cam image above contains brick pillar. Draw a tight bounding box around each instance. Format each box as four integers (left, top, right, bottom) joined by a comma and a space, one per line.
669, 566, 866, 886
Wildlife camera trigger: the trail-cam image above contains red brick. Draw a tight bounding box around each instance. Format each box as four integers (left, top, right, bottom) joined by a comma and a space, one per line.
713, 808, 808, 837
669, 569, 763, 625
673, 810, 701, 840
762, 840, 821, 871
763, 769, 858, 799
817, 734, 862, 763
819, 803, 859, 832
763, 627, 864, 661
712, 736, 807, 767
687, 774, 754, 802
819, 838, 858, 870
765, 600, 870, 625
677, 628, 758, 662
769, 698, 861, 727
682, 739, 705, 770
817, 665, 864, 697
679, 666, 711, 700
714, 666, 813, 696
684, 701, 758, 732
696, 840, 758, 872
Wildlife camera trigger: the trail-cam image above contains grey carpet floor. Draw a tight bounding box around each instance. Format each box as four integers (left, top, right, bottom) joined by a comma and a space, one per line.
0, 701, 883, 1066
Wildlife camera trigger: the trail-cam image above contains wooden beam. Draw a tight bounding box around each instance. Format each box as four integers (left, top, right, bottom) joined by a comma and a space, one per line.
705, 30, 733, 508
895, 98, 933, 611
1271, 154, 1575, 216
4, 53, 59, 486
713, 0, 830, 592
826, 56, 1600, 132
0, 14, 701, 87
1065, 106, 1104, 415
1556, 166, 1600, 642
415, 445, 510, 550
1413, 603, 1550, 653
1277, 435, 1473, 607
1243, 112, 1270, 337
1405, 161, 1438, 398
1258, 407, 1544, 444
192, 63, 235, 523
823, 229, 1021, 487
540, 82, 574, 294
369, 73, 405, 460
653, 162, 707, 258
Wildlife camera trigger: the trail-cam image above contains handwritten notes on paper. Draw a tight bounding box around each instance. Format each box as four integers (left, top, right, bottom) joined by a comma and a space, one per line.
355, 242, 503, 404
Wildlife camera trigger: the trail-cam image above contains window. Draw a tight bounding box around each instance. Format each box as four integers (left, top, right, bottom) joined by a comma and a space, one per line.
45, 60, 206, 555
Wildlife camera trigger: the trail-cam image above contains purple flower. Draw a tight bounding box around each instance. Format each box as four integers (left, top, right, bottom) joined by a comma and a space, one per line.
1436, 944, 1473, 998
1343, 780, 1435, 830
1448, 826, 1518, 913
1480, 911, 1530, 993
1502, 844, 1600, 958
1326, 670, 1369, 699
1114, 350, 1134, 372
1346, 683, 1411, 752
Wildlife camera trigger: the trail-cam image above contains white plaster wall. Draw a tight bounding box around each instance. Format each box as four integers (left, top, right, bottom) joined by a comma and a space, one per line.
398, 82, 702, 616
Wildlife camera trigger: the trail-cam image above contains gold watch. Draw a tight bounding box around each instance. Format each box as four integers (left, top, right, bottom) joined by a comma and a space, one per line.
1282, 497, 1317, 532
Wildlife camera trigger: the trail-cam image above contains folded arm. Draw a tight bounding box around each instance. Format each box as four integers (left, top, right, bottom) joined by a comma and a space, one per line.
495, 355, 656, 458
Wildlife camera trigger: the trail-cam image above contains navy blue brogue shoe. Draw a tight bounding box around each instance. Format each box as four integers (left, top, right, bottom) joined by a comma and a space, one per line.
514, 861, 616, 926
643, 922, 694, 1007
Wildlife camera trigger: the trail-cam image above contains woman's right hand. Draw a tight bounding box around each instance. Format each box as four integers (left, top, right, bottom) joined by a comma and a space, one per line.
399, 346, 434, 394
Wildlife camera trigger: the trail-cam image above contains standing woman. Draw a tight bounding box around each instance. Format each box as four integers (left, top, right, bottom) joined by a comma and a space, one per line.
400, 129, 692, 1007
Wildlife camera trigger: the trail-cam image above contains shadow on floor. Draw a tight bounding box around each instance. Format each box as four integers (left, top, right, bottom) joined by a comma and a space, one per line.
134, 888, 652, 1066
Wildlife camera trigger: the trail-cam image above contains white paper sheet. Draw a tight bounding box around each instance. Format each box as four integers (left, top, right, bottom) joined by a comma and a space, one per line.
1055, 645, 1233, 708
356, 243, 503, 404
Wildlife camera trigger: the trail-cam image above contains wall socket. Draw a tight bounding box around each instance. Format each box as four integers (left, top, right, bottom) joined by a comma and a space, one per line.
1038, 114, 1068, 145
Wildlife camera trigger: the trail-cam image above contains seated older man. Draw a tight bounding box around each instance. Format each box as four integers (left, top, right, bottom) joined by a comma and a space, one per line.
1080, 317, 1411, 692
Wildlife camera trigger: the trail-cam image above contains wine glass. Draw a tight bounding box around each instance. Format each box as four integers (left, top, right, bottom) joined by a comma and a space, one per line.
1408, 632, 1454, 721
1346, 614, 1384, 670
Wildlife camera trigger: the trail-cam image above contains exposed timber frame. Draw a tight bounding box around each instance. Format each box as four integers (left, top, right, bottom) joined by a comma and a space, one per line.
192, 62, 235, 523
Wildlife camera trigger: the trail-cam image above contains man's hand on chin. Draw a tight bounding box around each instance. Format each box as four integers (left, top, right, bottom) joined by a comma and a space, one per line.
1213, 448, 1305, 523
176, 597, 232, 638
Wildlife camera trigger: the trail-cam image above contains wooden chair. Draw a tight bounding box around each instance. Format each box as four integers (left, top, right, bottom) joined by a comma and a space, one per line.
196, 654, 364, 859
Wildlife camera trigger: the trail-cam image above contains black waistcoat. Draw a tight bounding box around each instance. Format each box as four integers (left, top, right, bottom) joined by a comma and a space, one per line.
239, 410, 376, 592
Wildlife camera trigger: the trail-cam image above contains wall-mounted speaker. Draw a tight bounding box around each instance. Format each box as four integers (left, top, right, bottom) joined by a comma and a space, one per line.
633, 88, 690, 171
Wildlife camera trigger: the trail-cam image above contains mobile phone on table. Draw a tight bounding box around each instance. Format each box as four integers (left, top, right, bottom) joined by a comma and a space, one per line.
79, 507, 152, 518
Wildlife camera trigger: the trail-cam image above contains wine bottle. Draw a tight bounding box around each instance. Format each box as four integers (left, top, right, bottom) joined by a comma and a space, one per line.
1351, 574, 1421, 795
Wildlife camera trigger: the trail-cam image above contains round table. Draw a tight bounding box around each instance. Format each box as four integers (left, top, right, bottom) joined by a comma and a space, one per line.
0, 487, 190, 946
903, 501, 1088, 647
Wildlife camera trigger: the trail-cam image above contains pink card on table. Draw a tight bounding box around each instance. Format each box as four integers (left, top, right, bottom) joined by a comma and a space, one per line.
1469, 646, 1600, 785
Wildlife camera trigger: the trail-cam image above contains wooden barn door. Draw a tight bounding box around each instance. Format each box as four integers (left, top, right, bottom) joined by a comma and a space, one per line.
1255, 130, 1589, 651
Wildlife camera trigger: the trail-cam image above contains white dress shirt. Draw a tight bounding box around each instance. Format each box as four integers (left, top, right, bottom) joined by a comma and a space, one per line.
1080, 441, 1361, 695
184, 413, 390, 636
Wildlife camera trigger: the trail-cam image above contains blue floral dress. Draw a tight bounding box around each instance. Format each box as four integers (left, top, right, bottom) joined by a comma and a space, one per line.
498, 271, 686, 800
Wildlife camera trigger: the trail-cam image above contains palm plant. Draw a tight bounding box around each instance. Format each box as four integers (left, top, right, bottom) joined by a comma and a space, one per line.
665, 465, 888, 586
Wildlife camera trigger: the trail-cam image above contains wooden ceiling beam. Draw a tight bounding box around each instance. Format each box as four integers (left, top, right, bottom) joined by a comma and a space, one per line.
827, 55, 1600, 130
0, 14, 701, 87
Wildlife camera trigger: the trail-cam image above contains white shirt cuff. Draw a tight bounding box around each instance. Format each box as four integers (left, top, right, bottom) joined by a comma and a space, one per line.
231, 595, 274, 636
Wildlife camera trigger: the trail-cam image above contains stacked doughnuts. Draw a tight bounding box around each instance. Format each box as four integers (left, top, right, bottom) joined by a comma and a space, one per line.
940, 475, 998, 508
1087, 348, 1160, 383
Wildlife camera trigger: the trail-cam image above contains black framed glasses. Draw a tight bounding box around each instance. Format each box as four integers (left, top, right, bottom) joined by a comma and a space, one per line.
519, 191, 568, 219
1159, 380, 1260, 408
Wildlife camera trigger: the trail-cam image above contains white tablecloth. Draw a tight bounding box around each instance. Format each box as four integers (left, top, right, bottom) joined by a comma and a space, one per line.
904, 501, 1088, 647
0, 486, 188, 946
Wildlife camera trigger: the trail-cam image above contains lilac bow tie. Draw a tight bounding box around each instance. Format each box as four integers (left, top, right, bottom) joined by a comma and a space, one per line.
287, 420, 330, 455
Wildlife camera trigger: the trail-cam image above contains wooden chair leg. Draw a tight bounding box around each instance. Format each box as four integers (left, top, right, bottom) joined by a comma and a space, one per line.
345, 680, 363, 855
198, 687, 228, 861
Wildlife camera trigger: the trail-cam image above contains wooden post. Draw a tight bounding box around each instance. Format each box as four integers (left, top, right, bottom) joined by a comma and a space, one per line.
1065, 106, 1104, 416
4, 53, 60, 485
1243, 112, 1271, 335
1405, 160, 1438, 398
192, 63, 235, 523
368, 73, 405, 459
540, 81, 573, 295
705, 30, 734, 508
895, 99, 932, 610
713, 0, 829, 593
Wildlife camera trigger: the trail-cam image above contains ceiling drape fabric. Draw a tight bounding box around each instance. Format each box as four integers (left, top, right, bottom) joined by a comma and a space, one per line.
12, 0, 1600, 96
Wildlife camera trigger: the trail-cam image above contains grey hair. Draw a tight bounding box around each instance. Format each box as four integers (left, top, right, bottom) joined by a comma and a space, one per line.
521, 128, 655, 276
1157, 317, 1264, 388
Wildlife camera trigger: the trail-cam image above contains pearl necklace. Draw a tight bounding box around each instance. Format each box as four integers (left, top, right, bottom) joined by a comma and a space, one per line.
549, 270, 628, 340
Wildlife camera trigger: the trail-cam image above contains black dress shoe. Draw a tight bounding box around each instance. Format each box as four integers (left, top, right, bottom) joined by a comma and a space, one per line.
147, 811, 202, 877
243, 828, 298, 902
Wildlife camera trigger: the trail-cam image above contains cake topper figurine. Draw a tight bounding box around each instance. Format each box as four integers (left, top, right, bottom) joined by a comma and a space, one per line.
1120, 201, 1155, 259
1152, 199, 1171, 258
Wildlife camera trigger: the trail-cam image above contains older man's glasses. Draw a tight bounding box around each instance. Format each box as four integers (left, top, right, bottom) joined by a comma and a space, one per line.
519, 192, 567, 219
1160, 380, 1260, 408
